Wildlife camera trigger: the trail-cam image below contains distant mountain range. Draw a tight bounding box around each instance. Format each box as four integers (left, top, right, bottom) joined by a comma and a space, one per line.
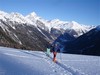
0, 10, 97, 52
63, 26, 100, 56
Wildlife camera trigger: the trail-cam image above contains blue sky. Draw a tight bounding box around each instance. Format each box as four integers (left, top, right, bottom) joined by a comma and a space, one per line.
0, 0, 99, 25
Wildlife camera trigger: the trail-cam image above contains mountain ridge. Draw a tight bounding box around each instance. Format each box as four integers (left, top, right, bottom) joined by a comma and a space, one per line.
64, 26, 100, 56
0, 10, 96, 51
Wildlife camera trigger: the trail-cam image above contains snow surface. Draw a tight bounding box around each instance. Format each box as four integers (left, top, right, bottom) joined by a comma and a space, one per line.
0, 46, 99, 75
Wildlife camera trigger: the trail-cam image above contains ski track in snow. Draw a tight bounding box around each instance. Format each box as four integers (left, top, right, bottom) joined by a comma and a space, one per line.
44, 53, 86, 75
43, 56, 71, 75
0, 47, 99, 75
19, 50, 86, 75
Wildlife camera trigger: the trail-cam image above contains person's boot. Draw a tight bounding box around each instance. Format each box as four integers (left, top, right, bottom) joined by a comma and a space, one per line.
53, 57, 57, 62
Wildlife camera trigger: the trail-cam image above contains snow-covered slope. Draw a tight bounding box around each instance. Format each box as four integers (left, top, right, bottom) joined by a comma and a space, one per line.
0, 46, 99, 75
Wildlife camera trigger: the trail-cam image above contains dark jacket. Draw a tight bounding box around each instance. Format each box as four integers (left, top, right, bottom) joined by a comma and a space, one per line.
50, 45, 55, 52
51, 44, 60, 52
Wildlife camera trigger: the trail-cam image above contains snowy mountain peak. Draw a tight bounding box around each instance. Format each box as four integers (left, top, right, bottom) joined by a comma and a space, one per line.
30, 12, 37, 17
9, 12, 29, 24
50, 19, 68, 24
51, 19, 60, 22
26, 12, 40, 20
68, 21, 84, 30
10, 12, 24, 18
0, 11, 9, 17
50, 19, 68, 29
25, 12, 41, 25
0, 10, 8, 15
96, 25, 100, 31
71, 21, 78, 23
70, 21, 80, 26
0, 10, 96, 38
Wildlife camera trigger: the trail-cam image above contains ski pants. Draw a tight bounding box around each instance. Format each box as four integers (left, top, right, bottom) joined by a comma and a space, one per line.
53, 52, 57, 61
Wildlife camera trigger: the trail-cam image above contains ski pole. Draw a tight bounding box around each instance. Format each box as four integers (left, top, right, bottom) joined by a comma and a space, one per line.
60, 49, 62, 62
